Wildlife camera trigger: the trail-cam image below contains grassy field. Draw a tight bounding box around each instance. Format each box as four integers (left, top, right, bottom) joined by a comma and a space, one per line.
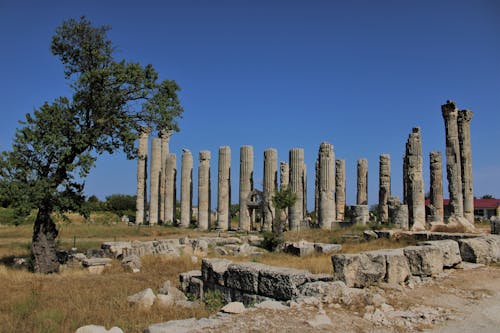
0, 211, 422, 333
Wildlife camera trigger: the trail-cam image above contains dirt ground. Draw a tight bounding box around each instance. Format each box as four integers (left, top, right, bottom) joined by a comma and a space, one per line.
181, 264, 500, 333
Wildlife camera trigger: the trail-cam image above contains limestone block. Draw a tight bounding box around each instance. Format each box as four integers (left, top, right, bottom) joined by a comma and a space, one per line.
201, 258, 232, 287
179, 270, 202, 293
145, 318, 215, 333
188, 277, 204, 301
283, 240, 315, 257
314, 243, 342, 254
101, 241, 132, 258
331, 253, 386, 288
127, 288, 156, 309
365, 249, 410, 284
75, 325, 124, 333
221, 301, 246, 314
82, 258, 112, 267
299, 281, 347, 301
418, 240, 461, 267
121, 254, 141, 272
226, 262, 265, 294
257, 266, 312, 300
403, 246, 443, 276
158, 281, 187, 302
352, 205, 370, 225
458, 236, 500, 264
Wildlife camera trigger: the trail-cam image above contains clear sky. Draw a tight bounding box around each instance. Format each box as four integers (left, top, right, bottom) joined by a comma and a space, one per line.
0, 0, 499, 209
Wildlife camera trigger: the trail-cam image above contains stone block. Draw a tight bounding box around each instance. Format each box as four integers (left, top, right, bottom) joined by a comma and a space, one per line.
127, 288, 156, 310
331, 253, 386, 288
226, 262, 264, 294
188, 277, 204, 301
179, 270, 201, 293
258, 266, 311, 300
418, 240, 461, 267
284, 241, 315, 257
201, 258, 231, 286
458, 236, 500, 264
314, 243, 342, 254
75, 325, 124, 333
365, 249, 410, 284
403, 245, 443, 276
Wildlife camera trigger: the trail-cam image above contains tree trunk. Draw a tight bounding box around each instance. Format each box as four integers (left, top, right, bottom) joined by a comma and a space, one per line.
31, 206, 60, 273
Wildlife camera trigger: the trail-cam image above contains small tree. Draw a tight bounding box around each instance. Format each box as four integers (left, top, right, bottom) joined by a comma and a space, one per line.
261, 187, 296, 251
0, 17, 183, 273
105, 194, 136, 216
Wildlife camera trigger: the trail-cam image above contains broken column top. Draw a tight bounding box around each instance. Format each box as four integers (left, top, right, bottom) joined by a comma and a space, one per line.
430, 151, 441, 162
412, 127, 420, 134
458, 109, 473, 122
199, 150, 211, 160
159, 128, 174, 138
441, 100, 458, 116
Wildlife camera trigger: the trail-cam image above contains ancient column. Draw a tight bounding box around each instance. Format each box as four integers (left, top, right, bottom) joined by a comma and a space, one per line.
458, 109, 474, 223
149, 137, 161, 225
159, 129, 173, 223
429, 151, 444, 224
335, 159, 346, 221
404, 128, 426, 231
356, 159, 368, 205
135, 128, 149, 224
317, 142, 335, 229
314, 159, 319, 224
164, 153, 177, 224
289, 148, 304, 231
352, 205, 369, 225
198, 150, 211, 230
217, 146, 231, 230
441, 101, 464, 217
280, 162, 289, 190
180, 149, 193, 228
302, 164, 308, 222
378, 154, 391, 223
239, 146, 254, 231
263, 148, 278, 232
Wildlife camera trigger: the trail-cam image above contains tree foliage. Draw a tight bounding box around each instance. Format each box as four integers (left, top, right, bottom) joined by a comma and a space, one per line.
0, 17, 183, 273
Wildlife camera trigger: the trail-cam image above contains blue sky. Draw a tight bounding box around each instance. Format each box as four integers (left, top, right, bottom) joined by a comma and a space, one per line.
0, 0, 499, 209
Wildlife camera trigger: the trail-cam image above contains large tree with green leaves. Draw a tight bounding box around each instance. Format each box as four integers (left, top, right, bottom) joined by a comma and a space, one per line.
0, 17, 183, 273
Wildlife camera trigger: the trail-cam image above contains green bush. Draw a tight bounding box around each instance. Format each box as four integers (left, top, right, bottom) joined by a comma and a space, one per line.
261, 231, 284, 251
204, 290, 224, 313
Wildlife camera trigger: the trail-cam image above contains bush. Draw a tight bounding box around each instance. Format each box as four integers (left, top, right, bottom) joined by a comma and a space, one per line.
261, 231, 284, 252
204, 290, 224, 313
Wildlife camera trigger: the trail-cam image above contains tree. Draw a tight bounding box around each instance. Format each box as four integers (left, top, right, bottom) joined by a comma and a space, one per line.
481, 194, 494, 199
0, 17, 183, 273
105, 194, 136, 215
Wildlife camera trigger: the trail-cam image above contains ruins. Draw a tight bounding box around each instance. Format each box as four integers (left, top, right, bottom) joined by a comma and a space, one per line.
134, 100, 479, 232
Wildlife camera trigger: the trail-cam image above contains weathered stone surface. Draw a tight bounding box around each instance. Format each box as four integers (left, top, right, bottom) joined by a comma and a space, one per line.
283, 240, 315, 257
197, 150, 211, 230
121, 254, 141, 272
335, 159, 346, 221
299, 280, 347, 302
351, 205, 369, 225
239, 146, 254, 231
127, 288, 156, 309
403, 245, 443, 276
418, 240, 461, 267
221, 301, 246, 314
289, 148, 305, 231
429, 151, 444, 224
201, 258, 231, 286
226, 262, 264, 294
403, 128, 426, 231
135, 127, 149, 224
317, 142, 336, 229
149, 137, 162, 225
179, 270, 202, 293
75, 325, 124, 333
331, 253, 386, 288
442, 101, 464, 217
158, 281, 187, 302
365, 249, 410, 284
458, 109, 474, 223
378, 154, 391, 223
356, 158, 368, 205
314, 243, 342, 254
258, 266, 312, 300
159, 130, 173, 224
458, 236, 500, 264
263, 148, 278, 232
180, 149, 193, 228
164, 153, 177, 224
217, 146, 231, 230
101, 241, 131, 258
82, 258, 112, 267
145, 318, 215, 333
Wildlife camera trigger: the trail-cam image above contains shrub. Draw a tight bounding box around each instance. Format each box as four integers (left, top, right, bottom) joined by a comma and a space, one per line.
261, 231, 284, 252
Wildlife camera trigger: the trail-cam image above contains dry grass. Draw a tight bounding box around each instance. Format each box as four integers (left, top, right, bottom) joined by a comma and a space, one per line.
0, 255, 207, 333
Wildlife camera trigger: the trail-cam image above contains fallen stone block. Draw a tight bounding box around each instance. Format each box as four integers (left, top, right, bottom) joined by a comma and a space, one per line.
75, 325, 124, 333
179, 270, 201, 293
221, 301, 246, 314
201, 258, 231, 287
121, 254, 141, 272
127, 288, 156, 310
331, 253, 386, 288
226, 262, 265, 294
283, 240, 315, 257
314, 243, 342, 254
403, 245, 443, 276
258, 266, 312, 300
145, 318, 215, 333
82, 258, 112, 267
458, 236, 500, 264
418, 240, 461, 267
365, 249, 410, 284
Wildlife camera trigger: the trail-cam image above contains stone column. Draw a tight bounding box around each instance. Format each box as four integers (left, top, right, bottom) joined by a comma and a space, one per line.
135, 128, 149, 224
441, 101, 464, 217
429, 151, 444, 224
352, 205, 369, 225
302, 164, 308, 222
198, 150, 211, 230
378, 154, 391, 223
289, 148, 304, 231
149, 137, 161, 225
164, 153, 177, 224
404, 128, 426, 231
217, 146, 231, 230
356, 159, 368, 205
314, 159, 319, 224
458, 109, 474, 223
317, 142, 335, 229
159, 129, 173, 223
239, 146, 254, 231
335, 159, 346, 221
263, 148, 278, 232
279, 161, 289, 226
180, 149, 193, 228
